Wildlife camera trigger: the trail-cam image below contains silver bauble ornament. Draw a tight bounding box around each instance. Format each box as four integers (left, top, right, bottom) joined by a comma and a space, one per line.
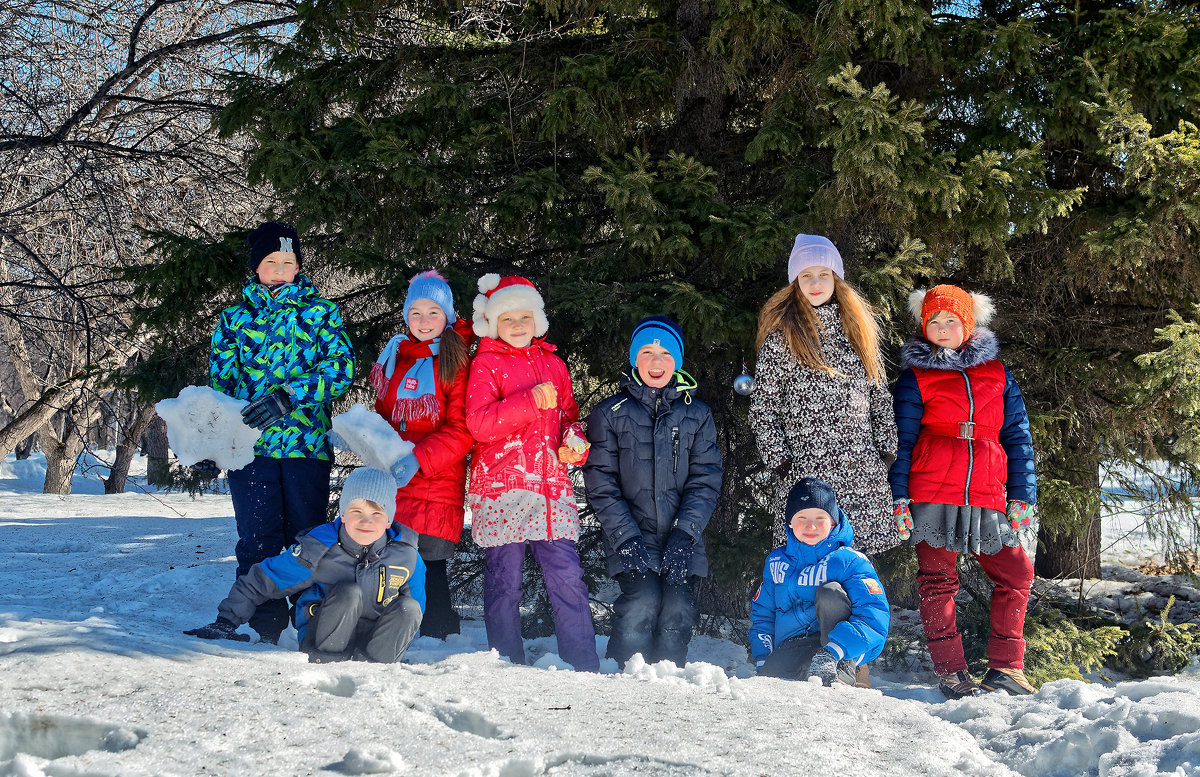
733, 373, 756, 395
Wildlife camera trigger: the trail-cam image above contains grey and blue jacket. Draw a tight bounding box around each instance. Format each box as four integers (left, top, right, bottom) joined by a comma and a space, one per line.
217, 519, 426, 643
583, 370, 723, 578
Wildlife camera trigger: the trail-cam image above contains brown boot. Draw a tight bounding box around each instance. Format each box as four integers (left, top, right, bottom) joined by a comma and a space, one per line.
937, 671, 983, 699
855, 663, 872, 689
980, 667, 1036, 695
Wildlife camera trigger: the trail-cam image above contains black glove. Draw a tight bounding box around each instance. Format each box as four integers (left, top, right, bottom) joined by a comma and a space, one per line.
241, 389, 293, 430
615, 536, 652, 577
191, 459, 220, 479
661, 528, 695, 586
184, 616, 250, 642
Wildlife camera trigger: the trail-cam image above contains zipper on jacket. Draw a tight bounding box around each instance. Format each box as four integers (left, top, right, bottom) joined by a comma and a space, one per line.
377, 566, 386, 604
672, 427, 680, 473
961, 370, 975, 506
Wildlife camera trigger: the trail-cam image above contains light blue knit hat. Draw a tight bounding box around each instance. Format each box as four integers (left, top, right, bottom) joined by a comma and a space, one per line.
402, 270, 457, 325
339, 467, 398, 519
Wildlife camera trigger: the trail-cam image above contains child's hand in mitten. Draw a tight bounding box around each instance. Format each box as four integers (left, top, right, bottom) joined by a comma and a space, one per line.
531, 382, 558, 410
893, 498, 913, 540
184, 617, 250, 642
1007, 500, 1035, 530
558, 429, 589, 464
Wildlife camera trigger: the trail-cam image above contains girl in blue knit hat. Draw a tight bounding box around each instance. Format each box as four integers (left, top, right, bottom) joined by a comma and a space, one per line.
583, 316, 723, 667
369, 270, 474, 640
750, 234, 898, 557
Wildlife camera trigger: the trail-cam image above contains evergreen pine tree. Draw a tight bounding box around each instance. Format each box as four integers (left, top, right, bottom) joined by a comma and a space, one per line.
137, 1, 1200, 623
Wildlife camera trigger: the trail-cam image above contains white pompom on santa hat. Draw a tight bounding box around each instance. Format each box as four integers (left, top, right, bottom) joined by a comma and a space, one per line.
472, 273, 549, 339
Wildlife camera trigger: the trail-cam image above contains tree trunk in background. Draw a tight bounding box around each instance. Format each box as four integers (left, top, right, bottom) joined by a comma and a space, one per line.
144, 415, 171, 486
1035, 452, 1103, 579
104, 404, 158, 494
1036, 516, 1102, 579
40, 415, 83, 495
15, 434, 34, 459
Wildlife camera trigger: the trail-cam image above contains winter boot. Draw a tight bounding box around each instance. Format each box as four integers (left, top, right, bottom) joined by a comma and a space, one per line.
937, 671, 983, 699
304, 648, 351, 664
980, 667, 1036, 695
807, 650, 856, 687
855, 663, 872, 689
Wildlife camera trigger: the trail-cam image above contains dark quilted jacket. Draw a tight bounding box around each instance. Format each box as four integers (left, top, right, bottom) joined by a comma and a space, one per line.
583, 370, 723, 578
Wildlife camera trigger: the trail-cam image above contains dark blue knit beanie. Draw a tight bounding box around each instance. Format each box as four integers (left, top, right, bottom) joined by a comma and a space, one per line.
247, 221, 302, 273
784, 477, 839, 522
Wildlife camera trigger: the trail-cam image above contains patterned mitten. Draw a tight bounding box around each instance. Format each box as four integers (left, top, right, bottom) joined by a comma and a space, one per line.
1007, 500, 1035, 530
806, 649, 839, 686
531, 382, 558, 410
893, 498, 913, 540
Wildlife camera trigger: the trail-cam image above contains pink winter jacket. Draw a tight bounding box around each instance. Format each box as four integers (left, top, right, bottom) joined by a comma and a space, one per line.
465, 336, 587, 547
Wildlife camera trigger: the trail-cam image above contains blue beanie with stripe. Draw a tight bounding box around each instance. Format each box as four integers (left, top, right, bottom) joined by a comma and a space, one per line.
629, 316, 684, 368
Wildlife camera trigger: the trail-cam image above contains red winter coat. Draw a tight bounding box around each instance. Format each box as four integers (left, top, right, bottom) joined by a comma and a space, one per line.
465, 336, 586, 548
889, 330, 1037, 513
372, 319, 475, 543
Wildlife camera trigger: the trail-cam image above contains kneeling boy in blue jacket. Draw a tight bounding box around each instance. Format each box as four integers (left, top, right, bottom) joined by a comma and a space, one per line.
186, 467, 426, 663
750, 477, 889, 685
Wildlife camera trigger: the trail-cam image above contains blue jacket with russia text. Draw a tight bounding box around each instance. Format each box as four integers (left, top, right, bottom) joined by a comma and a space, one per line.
749, 508, 890, 665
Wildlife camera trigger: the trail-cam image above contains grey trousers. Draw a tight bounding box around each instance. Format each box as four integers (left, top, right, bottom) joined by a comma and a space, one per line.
304, 582, 423, 663
757, 582, 853, 679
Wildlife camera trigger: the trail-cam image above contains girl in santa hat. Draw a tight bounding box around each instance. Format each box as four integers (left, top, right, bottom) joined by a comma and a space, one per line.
890, 284, 1038, 699
463, 273, 599, 672
370, 270, 474, 639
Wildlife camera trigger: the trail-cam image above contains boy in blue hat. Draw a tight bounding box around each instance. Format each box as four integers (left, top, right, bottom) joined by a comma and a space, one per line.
583, 316, 723, 667
750, 477, 890, 684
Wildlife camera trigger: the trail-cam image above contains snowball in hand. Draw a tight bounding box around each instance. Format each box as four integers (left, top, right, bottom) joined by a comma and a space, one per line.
330, 404, 414, 471
155, 386, 261, 471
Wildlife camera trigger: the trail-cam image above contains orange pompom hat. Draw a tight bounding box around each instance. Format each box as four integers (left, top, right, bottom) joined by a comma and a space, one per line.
908, 284, 994, 340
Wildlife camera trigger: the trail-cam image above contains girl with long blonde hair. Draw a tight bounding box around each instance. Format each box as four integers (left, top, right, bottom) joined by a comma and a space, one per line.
749, 234, 899, 554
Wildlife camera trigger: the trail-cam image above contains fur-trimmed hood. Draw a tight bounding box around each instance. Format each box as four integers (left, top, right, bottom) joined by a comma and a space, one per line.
899, 328, 1000, 371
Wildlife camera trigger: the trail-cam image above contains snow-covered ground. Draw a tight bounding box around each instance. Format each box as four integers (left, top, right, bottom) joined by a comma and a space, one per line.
2, 453, 1199, 776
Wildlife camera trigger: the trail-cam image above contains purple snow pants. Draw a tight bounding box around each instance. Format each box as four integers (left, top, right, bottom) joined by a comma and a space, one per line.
483, 539, 599, 672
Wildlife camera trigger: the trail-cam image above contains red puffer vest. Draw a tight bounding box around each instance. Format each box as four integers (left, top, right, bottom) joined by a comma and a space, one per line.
372, 319, 475, 543
906, 359, 1009, 512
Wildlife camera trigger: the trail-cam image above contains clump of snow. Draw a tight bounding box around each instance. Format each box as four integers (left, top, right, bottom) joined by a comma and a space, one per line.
331, 404, 413, 471
154, 386, 260, 471
342, 746, 407, 774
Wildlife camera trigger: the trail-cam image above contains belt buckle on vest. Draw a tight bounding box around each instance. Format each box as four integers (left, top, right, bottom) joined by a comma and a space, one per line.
958, 422, 975, 440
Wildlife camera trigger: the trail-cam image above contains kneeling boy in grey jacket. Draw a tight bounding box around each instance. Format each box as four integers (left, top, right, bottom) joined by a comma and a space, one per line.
186, 467, 426, 663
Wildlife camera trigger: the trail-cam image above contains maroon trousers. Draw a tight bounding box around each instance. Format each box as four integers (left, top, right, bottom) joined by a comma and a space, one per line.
915, 541, 1034, 675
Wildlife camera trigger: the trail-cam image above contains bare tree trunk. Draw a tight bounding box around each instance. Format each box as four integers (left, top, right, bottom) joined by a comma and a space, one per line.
104, 403, 158, 494
15, 434, 34, 459
40, 414, 83, 495
1034, 449, 1103, 579
144, 415, 171, 486
1035, 517, 1102, 578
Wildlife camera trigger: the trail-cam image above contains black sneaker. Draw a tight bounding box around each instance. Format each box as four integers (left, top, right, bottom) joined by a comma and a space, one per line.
938, 671, 983, 699
980, 667, 1036, 695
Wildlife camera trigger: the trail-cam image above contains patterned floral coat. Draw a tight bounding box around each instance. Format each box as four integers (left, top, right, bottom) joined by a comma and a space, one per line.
749, 302, 899, 554
465, 336, 586, 548
210, 276, 354, 461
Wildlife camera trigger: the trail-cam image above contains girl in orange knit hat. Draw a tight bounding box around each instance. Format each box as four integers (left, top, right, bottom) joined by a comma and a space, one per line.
889, 284, 1038, 699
